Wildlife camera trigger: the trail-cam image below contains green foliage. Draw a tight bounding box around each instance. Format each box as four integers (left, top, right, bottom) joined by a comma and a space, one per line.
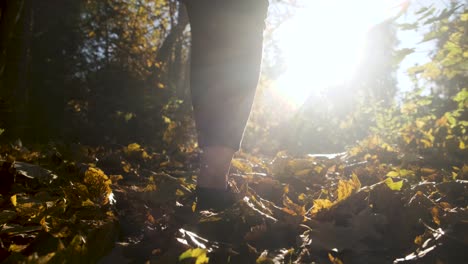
406, 4, 467, 97
366, 88, 467, 163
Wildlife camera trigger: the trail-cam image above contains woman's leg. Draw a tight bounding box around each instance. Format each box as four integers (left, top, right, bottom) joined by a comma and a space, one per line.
185, 0, 269, 200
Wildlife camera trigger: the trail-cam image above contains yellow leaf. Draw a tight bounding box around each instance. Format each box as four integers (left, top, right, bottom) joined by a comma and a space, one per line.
9, 244, 28, 252
328, 253, 344, 264
385, 178, 403, 191
421, 168, 436, 174
439, 202, 451, 209
414, 235, 423, 245
399, 169, 414, 177
431, 207, 441, 225
84, 167, 112, 205
459, 140, 466, 149
126, 143, 141, 153
313, 166, 323, 174
110, 175, 123, 182
40, 217, 49, 232
386, 171, 400, 177
382, 143, 394, 152
298, 193, 306, 201
162, 116, 171, 124
141, 150, 150, 159
336, 174, 361, 202
143, 183, 157, 192
336, 180, 354, 202
287, 159, 313, 172
294, 169, 311, 177
420, 138, 432, 148
160, 161, 169, 167
81, 199, 95, 207
351, 173, 361, 190
311, 199, 333, 214
282, 207, 296, 216
179, 248, 209, 264
461, 13, 468, 21
122, 161, 131, 173
283, 195, 305, 216
231, 159, 253, 173
452, 172, 458, 180
463, 165, 468, 173
10, 195, 17, 207
416, 120, 425, 128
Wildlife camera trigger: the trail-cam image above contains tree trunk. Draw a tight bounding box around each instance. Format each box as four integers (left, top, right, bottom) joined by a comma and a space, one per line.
154, 2, 189, 75
0, 0, 32, 139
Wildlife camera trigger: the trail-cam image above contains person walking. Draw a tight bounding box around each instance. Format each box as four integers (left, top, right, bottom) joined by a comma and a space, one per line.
181, 0, 269, 210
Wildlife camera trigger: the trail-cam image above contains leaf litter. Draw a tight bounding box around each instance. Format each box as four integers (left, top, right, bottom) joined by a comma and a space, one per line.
0, 141, 466, 263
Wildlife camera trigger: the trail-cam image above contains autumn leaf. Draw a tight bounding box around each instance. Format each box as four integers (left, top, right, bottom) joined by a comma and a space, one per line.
328, 253, 344, 264
283, 195, 305, 216
385, 178, 404, 191
83, 167, 112, 205
10, 195, 17, 207
311, 199, 333, 214
336, 173, 361, 202
414, 235, 423, 245
431, 207, 441, 225
179, 248, 209, 264
298, 193, 306, 201
231, 159, 253, 173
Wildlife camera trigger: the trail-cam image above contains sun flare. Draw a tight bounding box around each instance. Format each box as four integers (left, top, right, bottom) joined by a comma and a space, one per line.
273, 0, 404, 107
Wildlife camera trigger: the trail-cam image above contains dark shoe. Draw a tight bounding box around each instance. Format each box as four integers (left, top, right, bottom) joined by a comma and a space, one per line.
195, 187, 237, 211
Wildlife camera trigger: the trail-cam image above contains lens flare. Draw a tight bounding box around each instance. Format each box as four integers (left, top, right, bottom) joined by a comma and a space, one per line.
273, 0, 406, 107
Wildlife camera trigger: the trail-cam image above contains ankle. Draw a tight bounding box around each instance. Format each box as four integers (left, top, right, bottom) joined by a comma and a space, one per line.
196, 186, 236, 211
197, 145, 236, 190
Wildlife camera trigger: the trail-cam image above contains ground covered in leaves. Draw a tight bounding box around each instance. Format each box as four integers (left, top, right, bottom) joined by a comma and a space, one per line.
0, 139, 467, 264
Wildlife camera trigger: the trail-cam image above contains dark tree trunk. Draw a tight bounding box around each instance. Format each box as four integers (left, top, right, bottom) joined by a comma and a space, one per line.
154, 2, 189, 74
0, 0, 32, 139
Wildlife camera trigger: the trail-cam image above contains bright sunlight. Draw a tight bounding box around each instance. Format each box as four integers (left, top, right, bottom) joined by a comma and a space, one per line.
273, 0, 406, 107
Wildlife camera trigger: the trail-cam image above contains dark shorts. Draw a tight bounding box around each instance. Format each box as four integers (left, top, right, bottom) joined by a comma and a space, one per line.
184, 0, 269, 150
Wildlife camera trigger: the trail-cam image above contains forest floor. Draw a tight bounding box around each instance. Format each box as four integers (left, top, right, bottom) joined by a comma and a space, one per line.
0, 139, 467, 263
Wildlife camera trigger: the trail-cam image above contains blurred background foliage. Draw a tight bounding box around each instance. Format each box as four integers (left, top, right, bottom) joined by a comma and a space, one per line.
0, 0, 466, 160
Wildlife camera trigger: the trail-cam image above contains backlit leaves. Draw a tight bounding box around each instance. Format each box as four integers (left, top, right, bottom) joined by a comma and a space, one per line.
336, 173, 361, 202
393, 48, 414, 65
310, 173, 361, 214
179, 248, 209, 264
0, 147, 118, 263
10, 195, 17, 207
83, 167, 112, 205
311, 199, 333, 214
385, 178, 403, 191
0, 1, 467, 263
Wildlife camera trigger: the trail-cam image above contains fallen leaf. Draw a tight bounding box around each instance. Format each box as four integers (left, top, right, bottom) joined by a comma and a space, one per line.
385, 178, 403, 191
